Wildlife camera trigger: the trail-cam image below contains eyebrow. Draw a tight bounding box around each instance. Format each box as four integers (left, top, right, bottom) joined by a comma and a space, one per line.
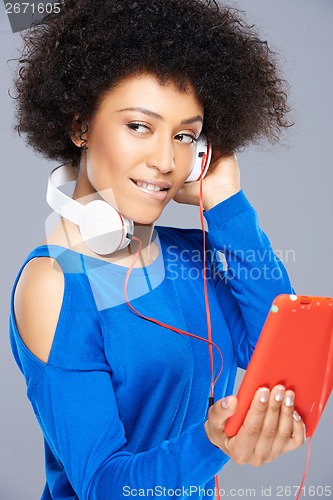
117, 107, 203, 125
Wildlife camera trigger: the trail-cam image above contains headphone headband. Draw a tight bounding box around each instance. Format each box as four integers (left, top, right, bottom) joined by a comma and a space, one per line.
46, 164, 83, 225
46, 164, 134, 255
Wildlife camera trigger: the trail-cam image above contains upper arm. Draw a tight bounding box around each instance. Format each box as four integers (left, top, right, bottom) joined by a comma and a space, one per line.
13, 257, 65, 363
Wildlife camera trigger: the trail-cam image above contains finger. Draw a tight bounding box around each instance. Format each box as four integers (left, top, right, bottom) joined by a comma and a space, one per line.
208, 396, 238, 434
205, 396, 238, 449
269, 390, 296, 458
173, 181, 199, 205
232, 387, 270, 464
253, 385, 285, 462
283, 410, 306, 453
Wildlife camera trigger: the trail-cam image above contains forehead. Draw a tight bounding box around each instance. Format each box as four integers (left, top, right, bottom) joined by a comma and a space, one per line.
96, 73, 204, 117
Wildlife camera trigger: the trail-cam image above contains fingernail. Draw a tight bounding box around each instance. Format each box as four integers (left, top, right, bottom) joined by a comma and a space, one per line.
221, 398, 229, 409
274, 387, 285, 402
285, 394, 294, 407
293, 410, 301, 422
259, 388, 270, 403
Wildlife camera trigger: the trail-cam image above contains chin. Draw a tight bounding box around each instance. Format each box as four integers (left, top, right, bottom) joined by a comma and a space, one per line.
119, 197, 171, 224
121, 208, 161, 225
132, 215, 160, 225
120, 197, 169, 224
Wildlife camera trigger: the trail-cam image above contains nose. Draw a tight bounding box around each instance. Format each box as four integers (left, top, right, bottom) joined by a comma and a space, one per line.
146, 138, 175, 174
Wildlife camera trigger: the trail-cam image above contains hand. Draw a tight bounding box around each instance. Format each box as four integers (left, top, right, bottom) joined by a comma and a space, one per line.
173, 149, 241, 210
204, 385, 306, 466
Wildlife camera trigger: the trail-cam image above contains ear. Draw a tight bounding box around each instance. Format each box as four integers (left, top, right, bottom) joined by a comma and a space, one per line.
70, 115, 89, 148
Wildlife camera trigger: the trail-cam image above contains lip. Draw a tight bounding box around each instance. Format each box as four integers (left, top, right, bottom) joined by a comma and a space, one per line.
130, 178, 171, 201
131, 178, 172, 189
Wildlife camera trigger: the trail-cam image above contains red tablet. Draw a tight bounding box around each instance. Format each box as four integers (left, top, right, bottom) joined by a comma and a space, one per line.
224, 294, 333, 438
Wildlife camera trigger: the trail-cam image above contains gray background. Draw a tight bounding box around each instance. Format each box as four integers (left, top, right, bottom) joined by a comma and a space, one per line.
3, 0, 57, 32
1, 0, 332, 498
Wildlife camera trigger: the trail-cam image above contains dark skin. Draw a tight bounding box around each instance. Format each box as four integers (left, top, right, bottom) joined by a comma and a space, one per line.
73, 75, 306, 463
204, 386, 304, 466
16, 74, 305, 466
174, 144, 305, 465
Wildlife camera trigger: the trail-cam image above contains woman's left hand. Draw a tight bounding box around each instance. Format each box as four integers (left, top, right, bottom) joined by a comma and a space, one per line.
173, 149, 241, 210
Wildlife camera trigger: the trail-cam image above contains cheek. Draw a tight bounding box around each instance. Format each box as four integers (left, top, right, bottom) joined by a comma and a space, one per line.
85, 132, 137, 207
88, 127, 118, 163
88, 125, 140, 171
175, 147, 196, 180
84, 146, 118, 205
86, 160, 118, 206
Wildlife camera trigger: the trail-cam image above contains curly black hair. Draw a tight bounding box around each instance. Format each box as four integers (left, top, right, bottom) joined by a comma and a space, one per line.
13, 0, 292, 166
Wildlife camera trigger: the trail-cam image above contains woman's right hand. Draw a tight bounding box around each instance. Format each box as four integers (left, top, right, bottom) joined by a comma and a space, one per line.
204, 385, 306, 466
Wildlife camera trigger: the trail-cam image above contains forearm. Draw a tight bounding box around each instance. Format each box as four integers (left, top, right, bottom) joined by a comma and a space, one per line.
205, 190, 294, 366
33, 367, 229, 500
87, 422, 228, 499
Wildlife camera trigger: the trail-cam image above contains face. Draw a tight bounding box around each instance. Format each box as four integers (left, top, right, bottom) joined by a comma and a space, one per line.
77, 73, 204, 224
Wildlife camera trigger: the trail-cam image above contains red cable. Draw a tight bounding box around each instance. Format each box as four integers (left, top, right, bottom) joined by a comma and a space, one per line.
115, 210, 126, 252
318, 324, 333, 421
295, 327, 333, 500
123, 153, 225, 500
123, 153, 224, 391
214, 474, 221, 500
295, 437, 312, 500
123, 235, 224, 386
122, 152, 332, 500
198, 155, 221, 500
199, 160, 215, 397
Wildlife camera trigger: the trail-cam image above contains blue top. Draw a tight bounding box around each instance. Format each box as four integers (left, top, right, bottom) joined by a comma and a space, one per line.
9, 190, 294, 499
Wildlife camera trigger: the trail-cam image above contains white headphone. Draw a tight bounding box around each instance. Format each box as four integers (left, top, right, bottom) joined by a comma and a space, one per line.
46, 134, 212, 255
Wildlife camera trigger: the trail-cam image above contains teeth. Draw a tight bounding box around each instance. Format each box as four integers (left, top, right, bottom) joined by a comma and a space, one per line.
136, 181, 163, 191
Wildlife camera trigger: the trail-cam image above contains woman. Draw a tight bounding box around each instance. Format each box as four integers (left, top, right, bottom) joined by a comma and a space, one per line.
9, 1, 305, 498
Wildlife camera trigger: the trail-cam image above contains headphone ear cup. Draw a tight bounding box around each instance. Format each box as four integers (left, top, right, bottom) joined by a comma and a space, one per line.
185, 134, 212, 183
79, 200, 134, 255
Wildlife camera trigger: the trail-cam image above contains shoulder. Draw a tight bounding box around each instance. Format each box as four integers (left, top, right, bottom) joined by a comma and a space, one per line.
156, 225, 214, 252
156, 225, 203, 244
13, 257, 65, 363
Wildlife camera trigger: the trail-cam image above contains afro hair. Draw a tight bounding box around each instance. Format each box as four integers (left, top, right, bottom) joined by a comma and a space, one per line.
13, 0, 292, 166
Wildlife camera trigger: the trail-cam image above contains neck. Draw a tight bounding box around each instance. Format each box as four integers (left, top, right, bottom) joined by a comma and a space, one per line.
70, 160, 156, 264
131, 222, 155, 259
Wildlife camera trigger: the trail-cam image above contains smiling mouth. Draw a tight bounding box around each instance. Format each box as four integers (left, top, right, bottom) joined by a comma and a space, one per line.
130, 179, 170, 192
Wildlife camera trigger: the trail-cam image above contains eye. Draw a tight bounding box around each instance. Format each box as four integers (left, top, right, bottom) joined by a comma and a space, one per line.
127, 122, 151, 134
175, 133, 198, 144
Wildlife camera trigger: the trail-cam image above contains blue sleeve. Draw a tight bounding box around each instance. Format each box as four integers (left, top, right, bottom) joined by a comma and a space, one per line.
204, 190, 295, 369
9, 245, 229, 500
31, 365, 228, 499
